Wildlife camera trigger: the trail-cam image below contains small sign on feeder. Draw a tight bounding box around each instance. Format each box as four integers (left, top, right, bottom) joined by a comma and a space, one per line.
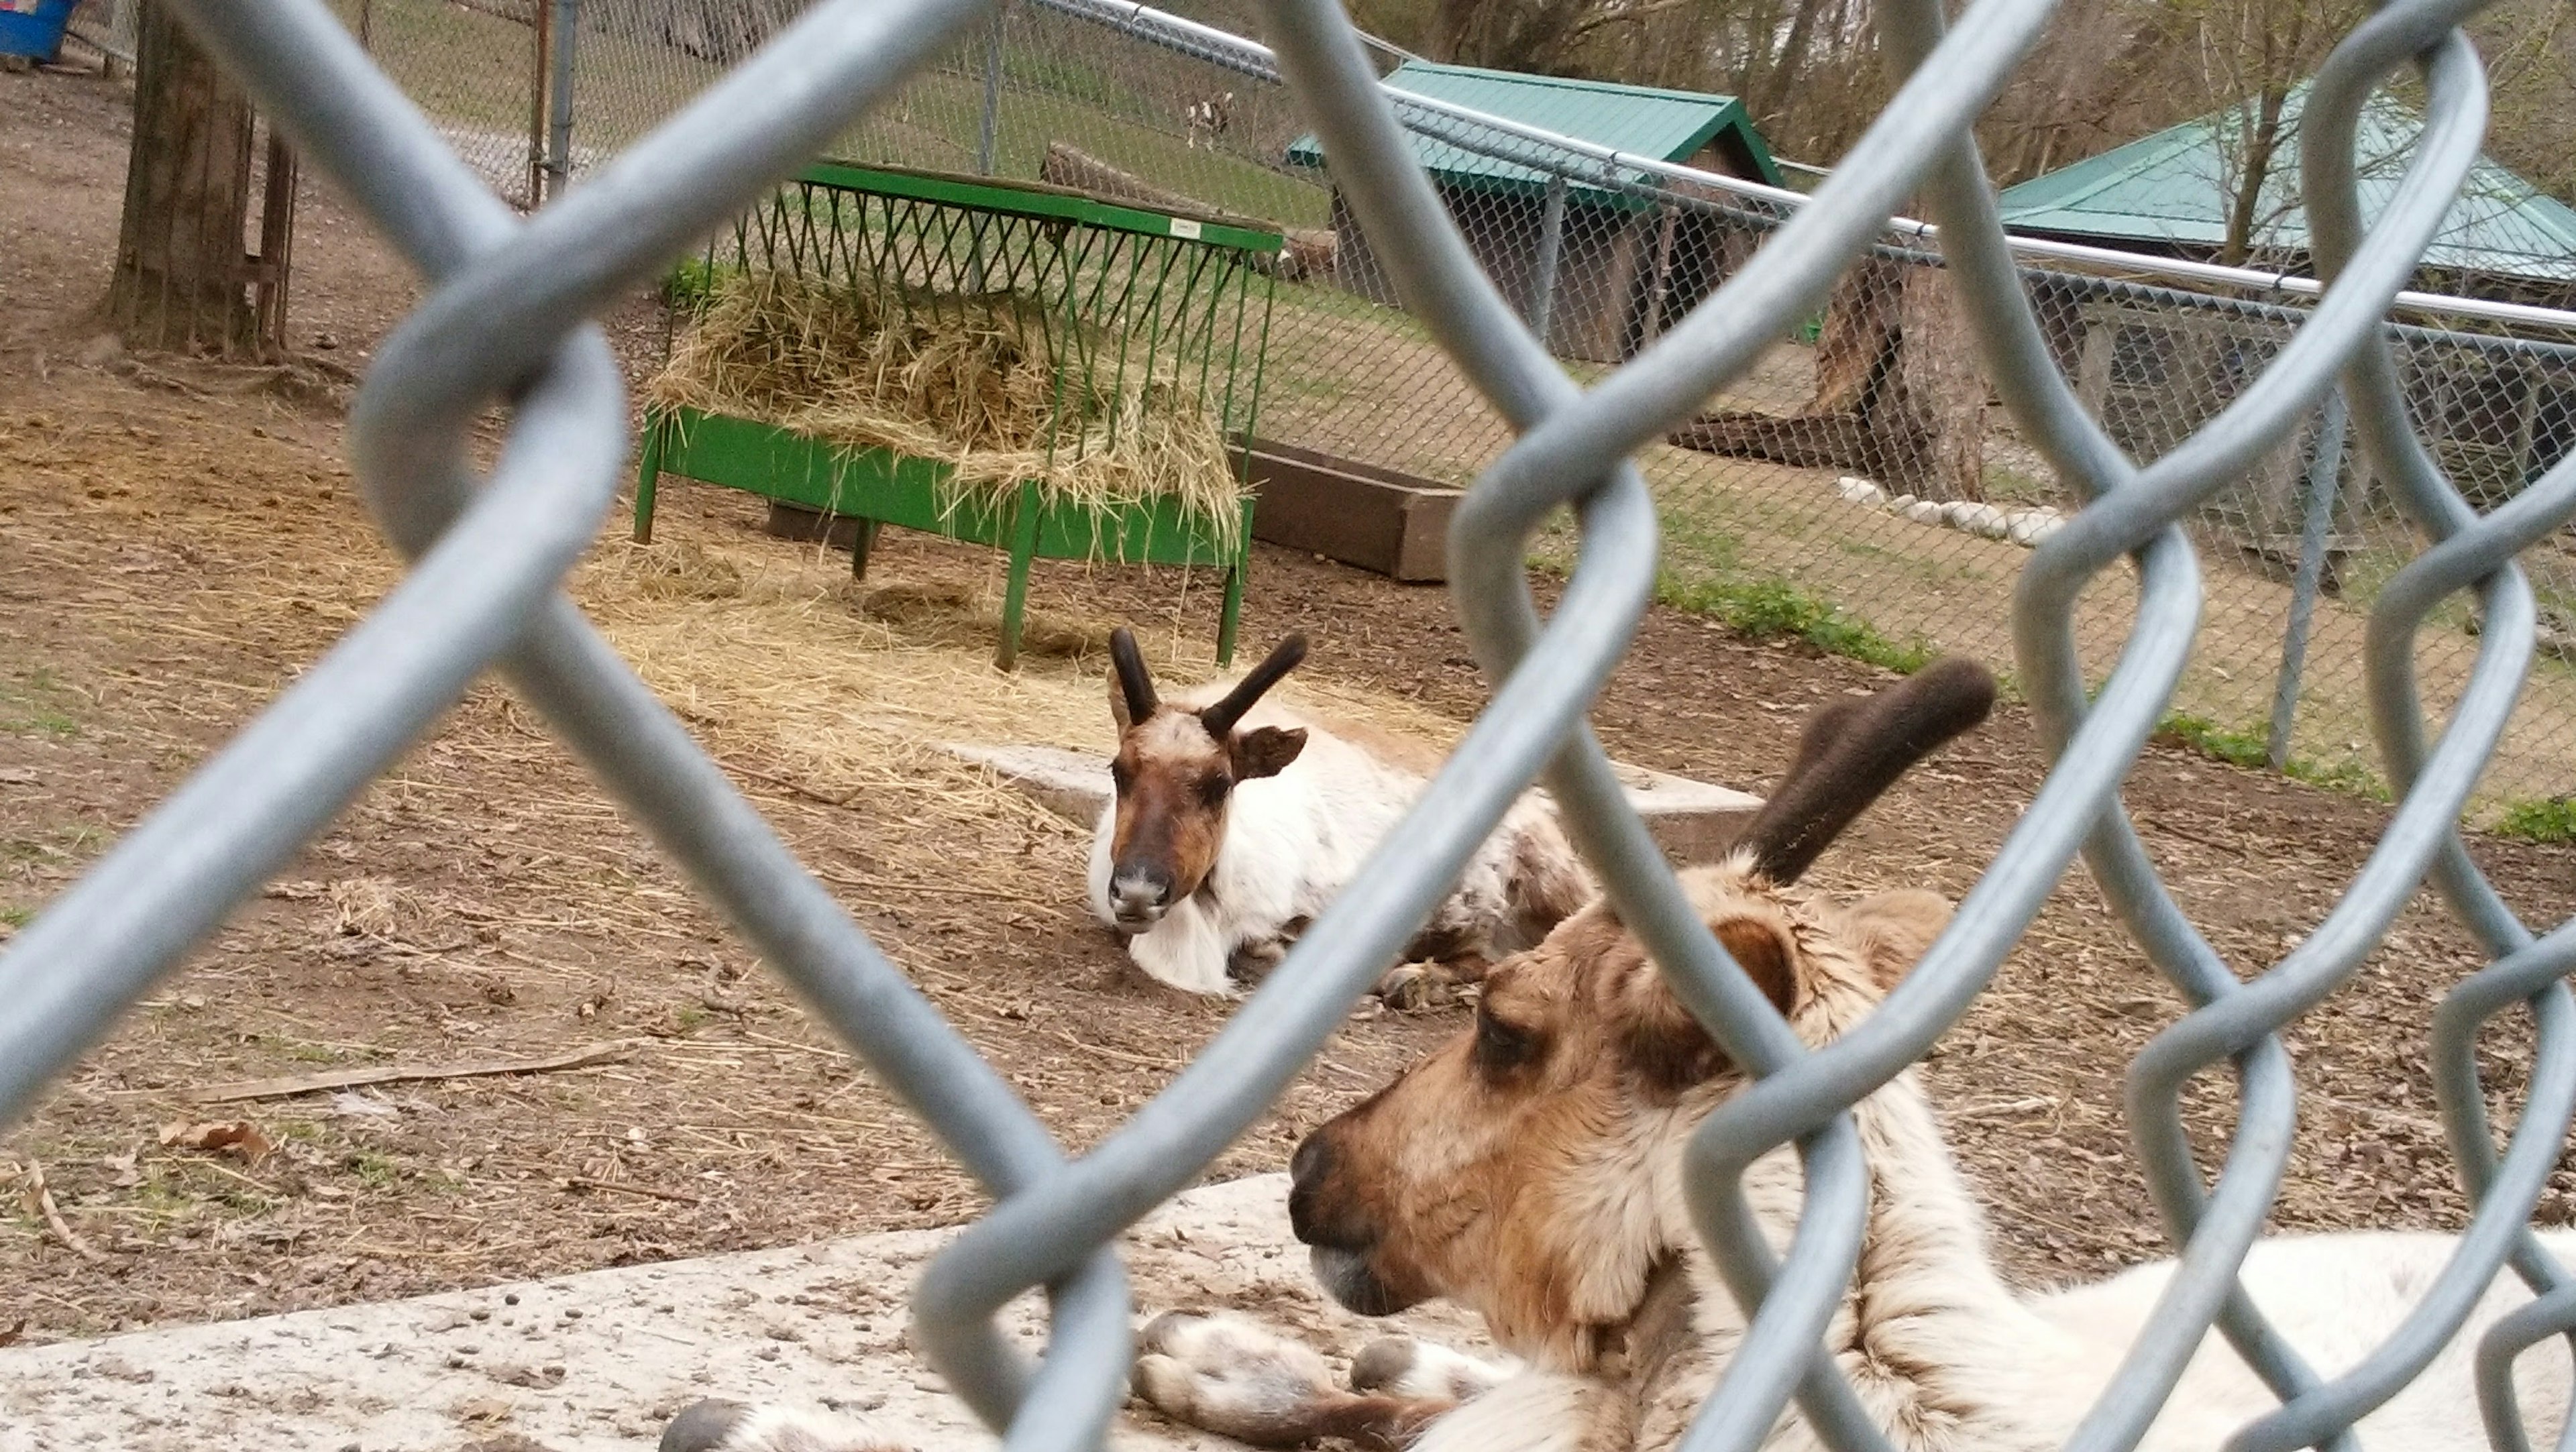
636, 160, 1283, 669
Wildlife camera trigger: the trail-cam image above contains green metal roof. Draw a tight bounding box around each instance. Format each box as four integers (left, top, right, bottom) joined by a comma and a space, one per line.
1283, 60, 1781, 202
1998, 83, 2576, 282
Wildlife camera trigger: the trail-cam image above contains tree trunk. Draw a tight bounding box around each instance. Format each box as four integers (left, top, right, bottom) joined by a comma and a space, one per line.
106, 1, 269, 357
1667, 258, 1986, 502
1872, 264, 1986, 501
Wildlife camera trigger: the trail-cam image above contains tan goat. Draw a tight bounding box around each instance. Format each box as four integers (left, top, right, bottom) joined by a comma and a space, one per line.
1132, 659, 2576, 1451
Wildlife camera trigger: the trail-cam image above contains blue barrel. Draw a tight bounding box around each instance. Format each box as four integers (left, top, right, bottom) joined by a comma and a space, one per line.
0, 0, 80, 64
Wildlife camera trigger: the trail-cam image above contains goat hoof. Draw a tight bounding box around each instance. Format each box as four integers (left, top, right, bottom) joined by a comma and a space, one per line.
1375, 963, 1452, 1012
1348, 1336, 1419, 1392
660, 1399, 751, 1452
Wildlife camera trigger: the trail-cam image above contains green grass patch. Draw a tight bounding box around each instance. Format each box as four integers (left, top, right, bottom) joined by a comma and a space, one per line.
0, 906, 30, 928
0, 667, 80, 738
1656, 574, 1934, 675
2153, 712, 2387, 797
2494, 796, 2576, 844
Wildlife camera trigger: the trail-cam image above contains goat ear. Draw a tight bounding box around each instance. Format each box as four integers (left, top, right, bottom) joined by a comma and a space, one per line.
1613, 914, 1796, 1099
1843, 889, 1951, 994
1232, 726, 1307, 781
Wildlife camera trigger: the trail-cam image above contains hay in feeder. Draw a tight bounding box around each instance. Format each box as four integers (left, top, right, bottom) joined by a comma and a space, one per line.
647, 268, 1248, 557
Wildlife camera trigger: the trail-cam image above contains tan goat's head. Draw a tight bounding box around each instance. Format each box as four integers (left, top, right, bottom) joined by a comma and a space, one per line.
1099, 628, 1311, 932
1283, 659, 1995, 1365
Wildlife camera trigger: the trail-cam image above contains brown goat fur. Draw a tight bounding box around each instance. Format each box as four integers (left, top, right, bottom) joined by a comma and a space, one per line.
1289, 867, 1954, 1368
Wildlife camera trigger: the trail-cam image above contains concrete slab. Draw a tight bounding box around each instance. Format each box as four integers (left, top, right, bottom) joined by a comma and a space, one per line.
947, 742, 1764, 865
0, 1174, 1494, 1452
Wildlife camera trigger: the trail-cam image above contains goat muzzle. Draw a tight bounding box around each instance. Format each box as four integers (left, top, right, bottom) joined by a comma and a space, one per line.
1106, 862, 1175, 931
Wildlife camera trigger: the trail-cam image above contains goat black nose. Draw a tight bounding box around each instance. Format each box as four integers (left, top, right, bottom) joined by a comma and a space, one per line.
1290, 1129, 1332, 1186
1287, 1130, 1339, 1244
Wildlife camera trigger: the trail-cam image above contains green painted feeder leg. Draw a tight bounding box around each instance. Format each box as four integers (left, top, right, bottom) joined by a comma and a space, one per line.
633, 412, 666, 544
851, 518, 881, 580
1217, 562, 1244, 669
995, 481, 1043, 671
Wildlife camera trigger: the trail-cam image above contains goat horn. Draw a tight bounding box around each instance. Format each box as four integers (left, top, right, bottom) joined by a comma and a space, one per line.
1110, 628, 1159, 724
1738, 657, 1996, 885
1199, 633, 1309, 735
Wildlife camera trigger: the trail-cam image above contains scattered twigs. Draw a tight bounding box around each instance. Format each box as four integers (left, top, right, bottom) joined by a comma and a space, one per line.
190, 1041, 641, 1105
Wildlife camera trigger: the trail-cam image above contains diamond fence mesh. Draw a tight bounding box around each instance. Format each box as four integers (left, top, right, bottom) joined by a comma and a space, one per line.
544, 0, 2576, 818
11, 0, 2576, 1449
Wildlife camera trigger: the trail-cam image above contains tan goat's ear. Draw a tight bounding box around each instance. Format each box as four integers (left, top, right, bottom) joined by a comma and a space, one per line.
1843, 889, 1950, 994
1613, 914, 1796, 1099
1232, 726, 1307, 781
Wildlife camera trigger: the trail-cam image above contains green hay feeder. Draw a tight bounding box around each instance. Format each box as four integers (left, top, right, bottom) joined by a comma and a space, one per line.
637, 160, 1283, 669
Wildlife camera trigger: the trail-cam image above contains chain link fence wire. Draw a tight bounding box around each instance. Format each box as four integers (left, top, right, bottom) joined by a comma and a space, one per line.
8, 0, 2576, 1451
195, 0, 2576, 813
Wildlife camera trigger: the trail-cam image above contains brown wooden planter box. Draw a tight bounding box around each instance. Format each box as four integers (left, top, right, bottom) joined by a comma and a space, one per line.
1233, 438, 1460, 584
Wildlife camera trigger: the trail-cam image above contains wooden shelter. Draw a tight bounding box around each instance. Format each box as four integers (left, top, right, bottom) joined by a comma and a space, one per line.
1285, 62, 1781, 364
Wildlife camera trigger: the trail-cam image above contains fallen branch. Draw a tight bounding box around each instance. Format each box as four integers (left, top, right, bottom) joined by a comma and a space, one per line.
17, 1159, 107, 1264
813, 865, 1055, 907
190, 1041, 640, 1105
558, 1174, 703, 1206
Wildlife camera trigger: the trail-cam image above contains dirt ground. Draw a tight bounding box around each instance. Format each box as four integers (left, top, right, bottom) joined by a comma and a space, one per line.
5, 60, 2576, 1365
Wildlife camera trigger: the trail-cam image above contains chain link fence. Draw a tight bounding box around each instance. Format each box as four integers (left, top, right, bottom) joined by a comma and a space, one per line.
13, 0, 2576, 1449
107, 0, 2576, 813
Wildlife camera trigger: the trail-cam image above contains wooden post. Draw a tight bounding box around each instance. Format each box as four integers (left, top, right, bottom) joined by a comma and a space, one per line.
250, 127, 297, 348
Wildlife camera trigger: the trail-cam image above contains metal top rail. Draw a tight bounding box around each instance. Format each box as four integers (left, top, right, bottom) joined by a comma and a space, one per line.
1040, 0, 2576, 336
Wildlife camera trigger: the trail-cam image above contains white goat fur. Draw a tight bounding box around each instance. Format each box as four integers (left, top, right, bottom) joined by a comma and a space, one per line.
1362, 866, 2576, 1451
1085, 677, 1581, 997
674, 866, 2576, 1452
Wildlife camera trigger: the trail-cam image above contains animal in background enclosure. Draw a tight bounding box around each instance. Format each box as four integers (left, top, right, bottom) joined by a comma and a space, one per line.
1088, 628, 1589, 1001
1185, 91, 1236, 150
1126, 658, 2576, 1452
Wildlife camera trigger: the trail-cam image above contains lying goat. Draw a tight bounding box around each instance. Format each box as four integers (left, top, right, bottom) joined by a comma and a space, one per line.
1122, 658, 2576, 1451
1087, 628, 1589, 999
657, 661, 2571, 1452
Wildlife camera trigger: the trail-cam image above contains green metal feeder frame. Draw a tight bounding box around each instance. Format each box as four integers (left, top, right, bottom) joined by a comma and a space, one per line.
635, 160, 1283, 669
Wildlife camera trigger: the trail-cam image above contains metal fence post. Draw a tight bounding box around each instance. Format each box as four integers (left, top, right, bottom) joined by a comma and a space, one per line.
1530, 170, 1566, 348
545, 0, 578, 200
2268, 388, 2350, 771
975, 0, 1007, 177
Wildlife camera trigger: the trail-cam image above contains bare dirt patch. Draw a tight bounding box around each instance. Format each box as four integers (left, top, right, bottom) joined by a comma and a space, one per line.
4, 61, 2574, 1364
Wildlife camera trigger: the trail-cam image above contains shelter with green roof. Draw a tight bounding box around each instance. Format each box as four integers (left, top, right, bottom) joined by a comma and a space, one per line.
2002, 85, 2576, 534
1286, 61, 1780, 362
1998, 82, 2576, 298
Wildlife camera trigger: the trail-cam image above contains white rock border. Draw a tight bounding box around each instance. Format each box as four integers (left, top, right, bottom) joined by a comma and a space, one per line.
1835, 475, 2065, 549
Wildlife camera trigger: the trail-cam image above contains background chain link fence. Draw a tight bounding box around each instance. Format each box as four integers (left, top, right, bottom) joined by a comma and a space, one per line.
10, 0, 2576, 1449
466, 0, 2576, 819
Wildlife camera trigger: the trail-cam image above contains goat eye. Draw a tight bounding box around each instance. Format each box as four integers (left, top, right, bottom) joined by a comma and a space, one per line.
1199, 774, 1232, 805
1474, 1009, 1534, 1073
1110, 761, 1134, 793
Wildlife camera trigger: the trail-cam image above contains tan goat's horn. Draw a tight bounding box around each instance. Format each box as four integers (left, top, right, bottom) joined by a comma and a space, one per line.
1739, 657, 1996, 885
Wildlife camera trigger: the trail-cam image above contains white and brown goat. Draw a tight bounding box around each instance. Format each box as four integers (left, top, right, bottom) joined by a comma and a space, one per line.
1087, 628, 1589, 999
1126, 658, 2576, 1451
1185, 91, 1235, 150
